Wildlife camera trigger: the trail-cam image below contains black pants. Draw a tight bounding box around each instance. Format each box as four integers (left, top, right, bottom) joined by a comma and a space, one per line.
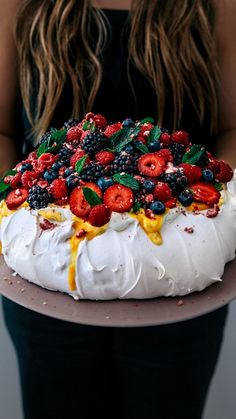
2, 297, 228, 419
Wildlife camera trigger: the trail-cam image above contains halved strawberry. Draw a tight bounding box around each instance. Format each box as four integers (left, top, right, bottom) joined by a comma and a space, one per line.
179, 163, 202, 185
88, 204, 111, 227
95, 151, 115, 165
153, 182, 173, 202
171, 130, 189, 146
69, 182, 102, 218
6, 188, 28, 210
137, 153, 166, 177
103, 184, 134, 213
215, 161, 234, 183
191, 182, 220, 206
165, 197, 177, 208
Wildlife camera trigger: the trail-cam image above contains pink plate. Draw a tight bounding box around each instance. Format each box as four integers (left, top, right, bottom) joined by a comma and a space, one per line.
1, 255, 236, 327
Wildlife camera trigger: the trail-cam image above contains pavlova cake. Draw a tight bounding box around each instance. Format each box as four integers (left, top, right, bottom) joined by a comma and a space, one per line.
0, 113, 236, 300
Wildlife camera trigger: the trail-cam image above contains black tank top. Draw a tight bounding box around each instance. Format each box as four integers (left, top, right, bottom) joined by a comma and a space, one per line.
22, 8, 213, 152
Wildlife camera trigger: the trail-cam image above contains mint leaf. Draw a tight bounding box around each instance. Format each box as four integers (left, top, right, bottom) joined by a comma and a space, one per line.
82, 187, 102, 207
37, 129, 67, 157
109, 128, 129, 149
0, 169, 17, 197
113, 173, 140, 191
132, 202, 141, 213
135, 142, 149, 154
147, 126, 161, 144
75, 155, 87, 175
139, 117, 154, 124
182, 145, 202, 163
82, 121, 95, 132
215, 182, 223, 191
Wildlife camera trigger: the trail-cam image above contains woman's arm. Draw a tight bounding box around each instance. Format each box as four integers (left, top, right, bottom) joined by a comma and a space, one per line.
0, 0, 21, 176
214, 0, 236, 167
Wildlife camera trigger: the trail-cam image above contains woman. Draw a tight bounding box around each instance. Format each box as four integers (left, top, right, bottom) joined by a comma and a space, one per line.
0, 1, 236, 418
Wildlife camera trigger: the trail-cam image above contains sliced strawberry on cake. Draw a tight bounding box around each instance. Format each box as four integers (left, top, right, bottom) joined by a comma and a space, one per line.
191, 182, 221, 206
103, 184, 134, 213
137, 153, 166, 177
6, 188, 28, 210
69, 182, 102, 218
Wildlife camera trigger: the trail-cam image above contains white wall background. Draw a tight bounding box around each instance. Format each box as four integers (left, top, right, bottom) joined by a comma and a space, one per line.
0, 296, 236, 419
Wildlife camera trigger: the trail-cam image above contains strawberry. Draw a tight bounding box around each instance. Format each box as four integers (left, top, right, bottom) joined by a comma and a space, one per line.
160, 132, 171, 146
94, 114, 107, 130
88, 204, 111, 227
104, 122, 122, 137
171, 130, 189, 146
139, 122, 154, 138
215, 161, 234, 183
66, 125, 82, 143
137, 153, 166, 177
85, 112, 94, 121
21, 171, 39, 188
70, 149, 90, 168
103, 184, 134, 213
155, 149, 173, 162
153, 182, 173, 202
69, 182, 102, 218
50, 178, 68, 199
95, 151, 115, 165
28, 151, 37, 161
179, 163, 202, 185
6, 188, 28, 210
38, 153, 58, 168
191, 182, 220, 206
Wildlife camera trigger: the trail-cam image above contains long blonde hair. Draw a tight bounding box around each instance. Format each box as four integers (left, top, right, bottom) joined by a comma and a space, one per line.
15, 0, 219, 142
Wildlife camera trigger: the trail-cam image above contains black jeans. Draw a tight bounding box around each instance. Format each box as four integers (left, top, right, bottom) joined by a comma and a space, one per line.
2, 297, 228, 419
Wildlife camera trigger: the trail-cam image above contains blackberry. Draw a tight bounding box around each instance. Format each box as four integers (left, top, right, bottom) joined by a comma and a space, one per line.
80, 162, 104, 182
134, 191, 147, 208
38, 128, 56, 145
168, 143, 186, 165
111, 151, 137, 174
27, 185, 53, 209
161, 170, 187, 195
58, 145, 74, 165
63, 118, 80, 130
81, 131, 107, 156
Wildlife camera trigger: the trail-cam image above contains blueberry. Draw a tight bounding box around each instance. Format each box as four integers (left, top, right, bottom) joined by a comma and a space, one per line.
124, 145, 134, 153
51, 161, 63, 171
20, 163, 33, 173
43, 170, 58, 182
66, 174, 80, 189
143, 179, 155, 192
202, 169, 214, 183
148, 141, 160, 152
122, 118, 135, 128
178, 190, 194, 206
150, 201, 166, 214
97, 177, 113, 190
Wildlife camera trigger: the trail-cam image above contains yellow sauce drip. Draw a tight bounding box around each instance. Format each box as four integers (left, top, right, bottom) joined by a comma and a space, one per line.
0, 241, 2, 255
38, 209, 66, 222
68, 217, 107, 291
130, 209, 164, 245
0, 201, 13, 223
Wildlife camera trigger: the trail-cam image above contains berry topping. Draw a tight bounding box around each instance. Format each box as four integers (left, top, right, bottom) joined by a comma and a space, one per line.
137, 153, 166, 177
70, 149, 89, 168
21, 170, 39, 189
27, 185, 53, 209
104, 122, 122, 137
160, 132, 171, 146
171, 130, 189, 146
69, 182, 102, 219
148, 141, 160, 152
88, 204, 111, 227
50, 178, 68, 199
81, 131, 107, 156
179, 163, 202, 184
122, 118, 135, 128
178, 190, 194, 206
202, 169, 214, 183
93, 114, 107, 130
6, 188, 28, 210
66, 125, 81, 143
150, 201, 166, 214
153, 182, 173, 202
103, 184, 134, 213
95, 151, 115, 166
215, 161, 234, 183
191, 182, 221, 206
97, 177, 113, 191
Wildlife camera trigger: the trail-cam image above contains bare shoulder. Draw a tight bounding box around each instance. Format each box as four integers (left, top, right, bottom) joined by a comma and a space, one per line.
215, 0, 236, 44
0, 0, 22, 27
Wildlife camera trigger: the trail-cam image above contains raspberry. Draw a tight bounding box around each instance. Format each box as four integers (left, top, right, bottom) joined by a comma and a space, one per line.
153, 182, 173, 202
93, 114, 107, 130
155, 149, 173, 163
171, 130, 189, 146
95, 151, 115, 166
5, 172, 22, 189
179, 163, 202, 185
215, 161, 234, 183
70, 149, 90, 168
160, 132, 171, 146
88, 204, 111, 226
49, 178, 68, 199
66, 125, 82, 144
104, 122, 122, 137
21, 170, 39, 188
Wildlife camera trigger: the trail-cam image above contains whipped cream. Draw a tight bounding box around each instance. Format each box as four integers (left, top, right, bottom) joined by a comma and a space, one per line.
1, 174, 236, 300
